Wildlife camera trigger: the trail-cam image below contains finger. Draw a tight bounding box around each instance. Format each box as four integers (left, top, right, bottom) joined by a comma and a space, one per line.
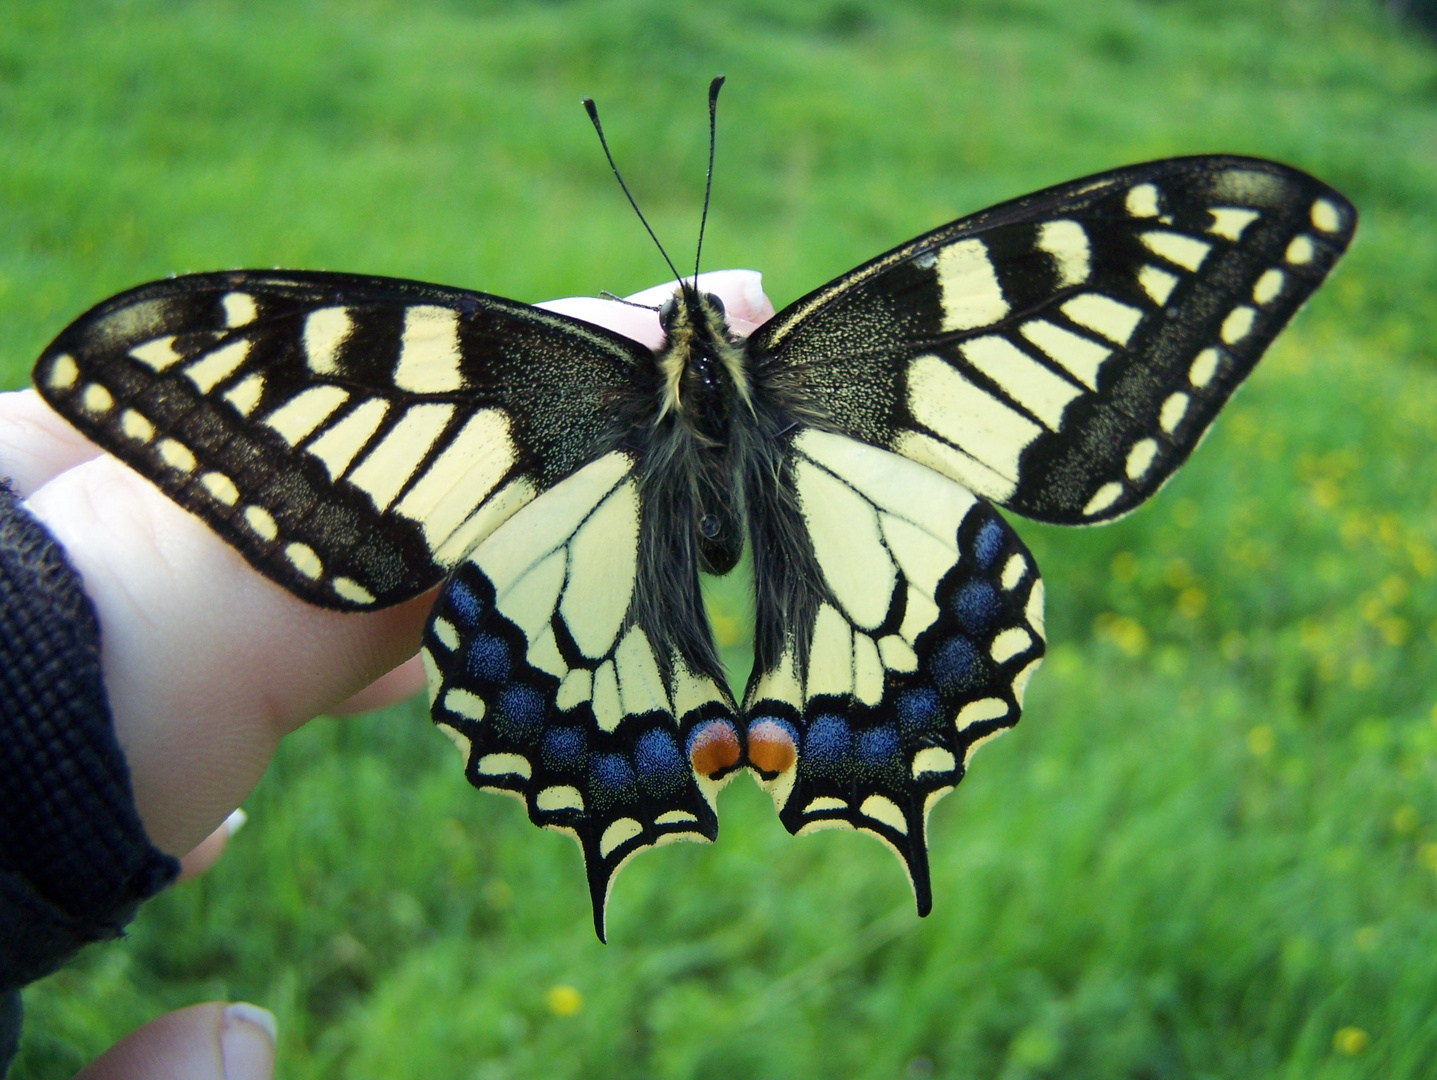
0, 388, 104, 496
536, 269, 774, 349
330, 654, 426, 715
23, 458, 432, 855
71, 1001, 276, 1080
176, 809, 248, 883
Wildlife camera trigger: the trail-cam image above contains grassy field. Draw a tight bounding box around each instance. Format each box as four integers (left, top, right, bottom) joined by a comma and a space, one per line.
5, 0, 1437, 1076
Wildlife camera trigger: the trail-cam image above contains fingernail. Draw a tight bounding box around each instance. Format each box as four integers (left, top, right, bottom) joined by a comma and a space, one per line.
221, 1003, 276, 1080
224, 808, 249, 836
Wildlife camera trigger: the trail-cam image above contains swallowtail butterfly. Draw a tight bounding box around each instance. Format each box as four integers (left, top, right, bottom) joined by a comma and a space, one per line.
32, 81, 1354, 939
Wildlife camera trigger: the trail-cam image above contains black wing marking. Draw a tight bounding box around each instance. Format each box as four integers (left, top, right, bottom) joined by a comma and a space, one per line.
741, 430, 1044, 913
32, 271, 649, 608
420, 452, 743, 940
750, 156, 1355, 524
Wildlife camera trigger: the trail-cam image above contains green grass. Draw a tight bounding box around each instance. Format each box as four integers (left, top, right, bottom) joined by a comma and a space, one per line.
5, 0, 1437, 1076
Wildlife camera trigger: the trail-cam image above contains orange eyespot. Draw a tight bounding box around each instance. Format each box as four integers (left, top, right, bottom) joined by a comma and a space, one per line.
746, 718, 797, 777
688, 719, 741, 778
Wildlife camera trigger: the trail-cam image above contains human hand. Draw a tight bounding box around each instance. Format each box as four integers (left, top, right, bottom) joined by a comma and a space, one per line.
2, 269, 771, 1079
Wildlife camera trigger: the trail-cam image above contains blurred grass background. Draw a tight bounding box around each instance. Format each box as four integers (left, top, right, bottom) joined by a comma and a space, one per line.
3, 0, 1437, 1076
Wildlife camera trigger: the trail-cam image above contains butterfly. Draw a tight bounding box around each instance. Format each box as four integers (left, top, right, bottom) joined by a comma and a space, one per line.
31, 82, 1354, 940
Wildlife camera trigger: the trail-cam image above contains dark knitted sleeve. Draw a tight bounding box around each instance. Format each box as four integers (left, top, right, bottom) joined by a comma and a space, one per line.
0, 479, 180, 1072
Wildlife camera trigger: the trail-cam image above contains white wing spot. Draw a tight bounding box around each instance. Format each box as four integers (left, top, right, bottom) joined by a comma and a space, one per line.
991, 626, 1033, 664
1138, 264, 1179, 306
1285, 235, 1315, 265
592, 660, 623, 733
81, 383, 114, 415
1140, 230, 1211, 272
860, 794, 908, 835
955, 697, 1008, 730
1036, 220, 1090, 286
201, 471, 239, 506
1311, 199, 1342, 233
1188, 347, 1221, 388
960, 334, 1084, 430
304, 307, 352, 374
805, 796, 847, 813
878, 634, 918, 673
1026, 580, 1046, 639
443, 688, 486, 722
600, 818, 644, 858
224, 372, 264, 416
1221, 305, 1256, 345
243, 505, 278, 541
307, 399, 388, 480
1083, 481, 1124, 517
537, 786, 584, 812
332, 577, 376, 605
1059, 294, 1143, 346
912, 747, 956, 778
1160, 392, 1190, 433
435, 719, 470, 757
478, 753, 531, 779
1252, 269, 1284, 306
655, 810, 698, 825
1001, 553, 1028, 591
284, 542, 322, 579
935, 239, 1009, 331
264, 385, 351, 446
47, 354, 78, 389
348, 403, 455, 511
120, 409, 154, 443
1125, 438, 1159, 481
431, 617, 459, 651
1021, 319, 1114, 389
221, 292, 257, 327
1125, 183, 1160, 217
157, 438, 196, 474
129, 337, 182, 371
395, 305, 464, 393
556, 668, 593, 712
1012, 659, 1042, 706
185, 340, 251, 394
1207, 207, 1259, 241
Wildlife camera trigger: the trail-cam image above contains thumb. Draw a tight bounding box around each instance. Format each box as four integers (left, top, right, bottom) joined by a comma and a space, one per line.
72, 1002, 276, 1080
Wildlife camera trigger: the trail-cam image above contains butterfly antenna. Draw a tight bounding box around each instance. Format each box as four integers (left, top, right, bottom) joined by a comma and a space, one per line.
598, 289, 661, 311
693, 75, 725, 289
583, 95, 688, 297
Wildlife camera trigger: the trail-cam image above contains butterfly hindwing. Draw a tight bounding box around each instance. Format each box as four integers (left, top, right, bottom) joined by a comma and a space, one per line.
742, 430, 1045, 912
33, 271, 648, 608
752, 156, 1356, 524
420, 452, 742, 939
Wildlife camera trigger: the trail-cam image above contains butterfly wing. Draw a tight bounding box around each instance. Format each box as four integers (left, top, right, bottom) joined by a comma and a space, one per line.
420, 451, 741, 940
32, 271, 649, 608
750, 156, 1356, 524
742, 429, 1045, 913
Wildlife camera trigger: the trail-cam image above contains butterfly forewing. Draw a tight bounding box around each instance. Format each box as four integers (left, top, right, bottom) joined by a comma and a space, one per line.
34, 271, 648, 609
743, 430, 1045, 912
420, 452, 741, 940
751, 157, 1356, 524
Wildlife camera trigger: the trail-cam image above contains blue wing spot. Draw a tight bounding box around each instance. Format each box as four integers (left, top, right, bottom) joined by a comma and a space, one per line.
896, 688, 942, 735
803, 714, 853, 780
589, 752, 637, 810
950, 581, 1001, 635
446, 578, 484, 627
930, 636, 985, 695
541, 726, 588, 772
465, 633, 510, 685
493, 685, 545, 743
855, 725, 901, 779
634, 728, 687, 797
973, 518, 1004, 569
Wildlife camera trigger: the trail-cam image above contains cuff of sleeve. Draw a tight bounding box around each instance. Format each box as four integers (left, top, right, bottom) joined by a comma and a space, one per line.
0, 478, 180, 993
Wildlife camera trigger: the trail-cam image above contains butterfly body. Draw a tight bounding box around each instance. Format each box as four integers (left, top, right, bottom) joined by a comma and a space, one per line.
32, 154, 1355, 939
